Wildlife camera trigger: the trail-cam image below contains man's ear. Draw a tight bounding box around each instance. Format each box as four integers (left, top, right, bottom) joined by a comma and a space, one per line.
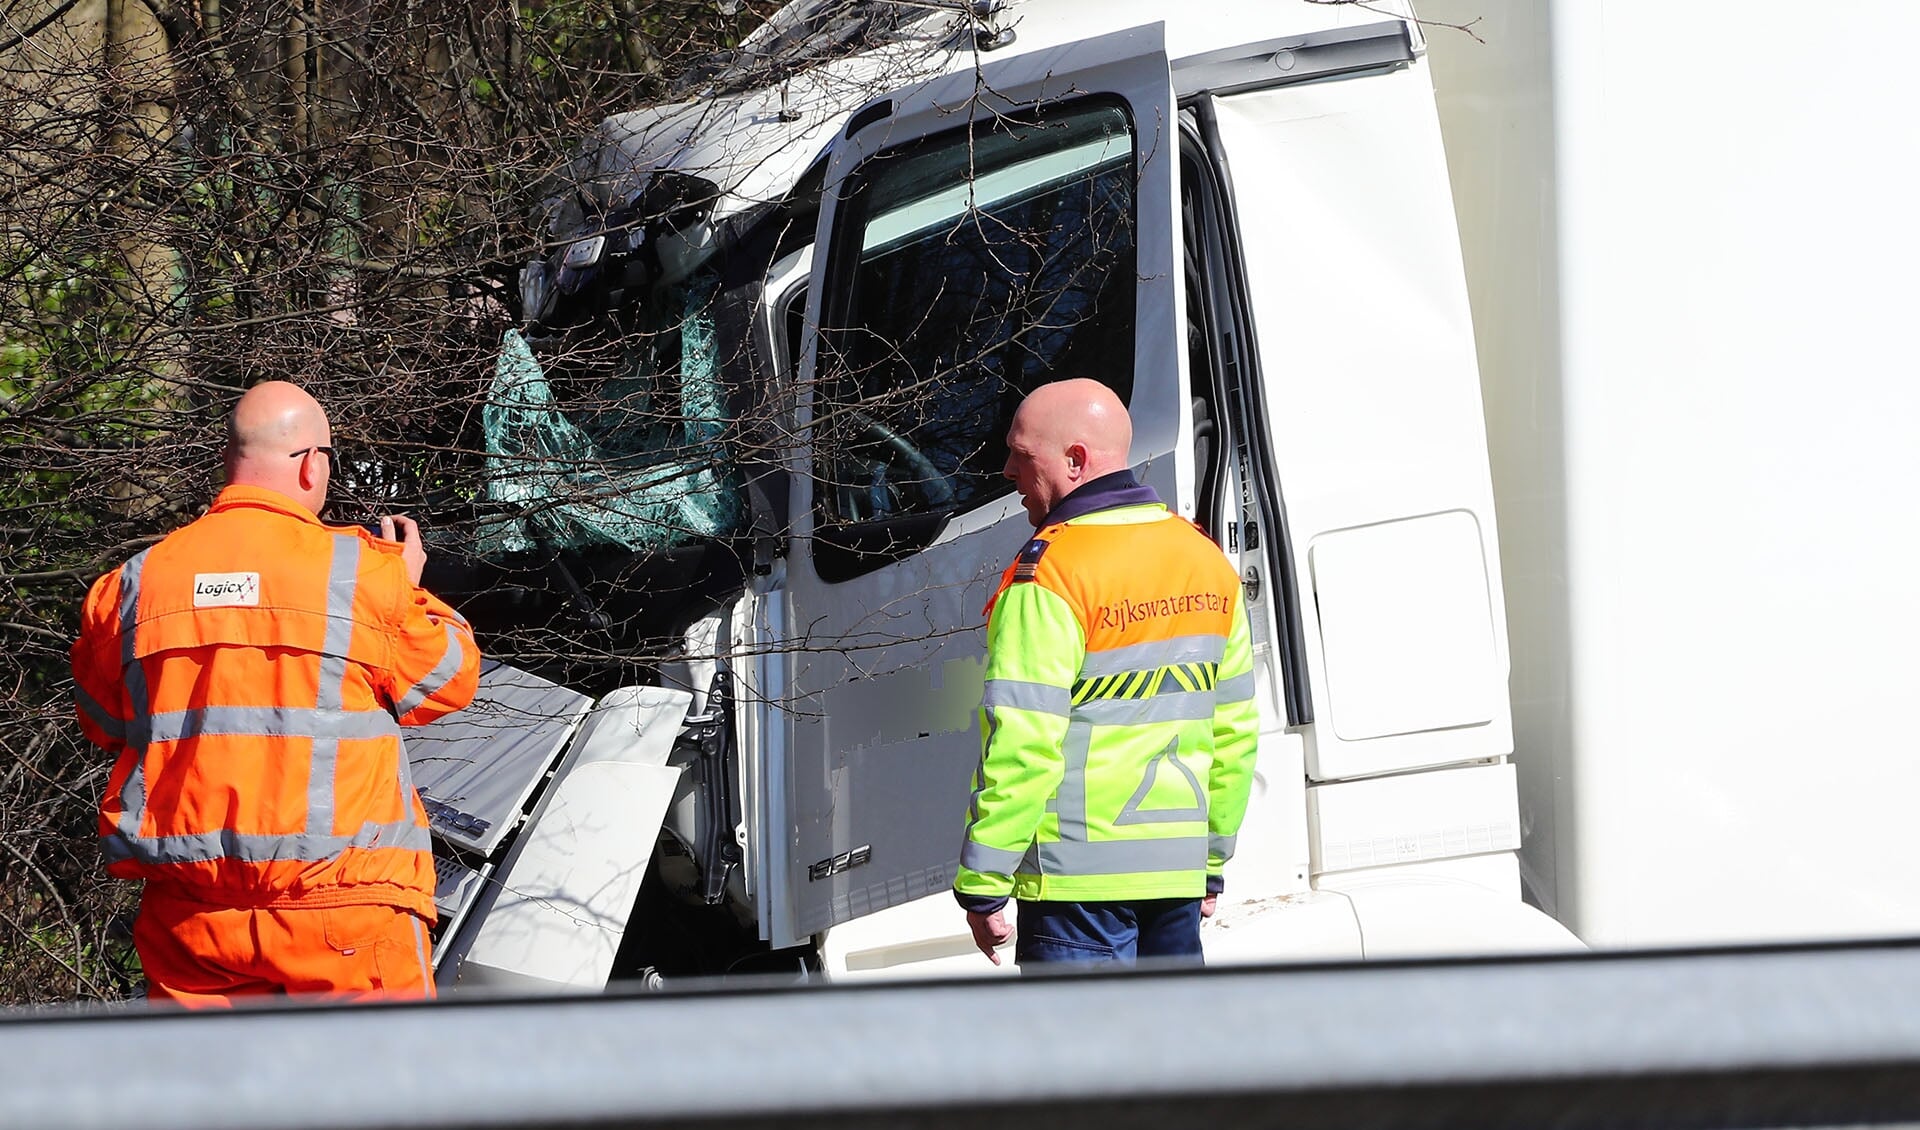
297, 450, 324, 492
1065, 441, 1090, 479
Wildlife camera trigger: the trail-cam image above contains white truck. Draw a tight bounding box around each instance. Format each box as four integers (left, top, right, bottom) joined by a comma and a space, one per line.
409, 0, 1920, 991
1425, 0, 1920, 951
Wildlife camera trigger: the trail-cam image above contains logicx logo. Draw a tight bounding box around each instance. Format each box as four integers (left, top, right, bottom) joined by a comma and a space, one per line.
192, 572, 261, 608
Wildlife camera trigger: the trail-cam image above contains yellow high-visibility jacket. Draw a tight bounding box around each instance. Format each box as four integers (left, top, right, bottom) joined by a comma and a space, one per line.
955, 500, 1259, 905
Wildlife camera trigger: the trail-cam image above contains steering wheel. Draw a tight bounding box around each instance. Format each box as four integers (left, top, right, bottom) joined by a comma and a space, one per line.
848, 409, 958, 513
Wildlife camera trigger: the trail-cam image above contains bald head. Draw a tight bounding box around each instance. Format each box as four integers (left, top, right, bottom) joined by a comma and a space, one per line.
1002, 378, 1133, 528
225, 381, 333, 515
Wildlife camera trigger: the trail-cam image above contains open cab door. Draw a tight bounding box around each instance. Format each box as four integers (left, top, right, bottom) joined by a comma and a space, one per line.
1174, 17, 1575, 956
762, 24, 1189, 952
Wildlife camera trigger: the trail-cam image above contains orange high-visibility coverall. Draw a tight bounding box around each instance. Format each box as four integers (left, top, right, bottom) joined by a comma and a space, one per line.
71, 485, 480, 1006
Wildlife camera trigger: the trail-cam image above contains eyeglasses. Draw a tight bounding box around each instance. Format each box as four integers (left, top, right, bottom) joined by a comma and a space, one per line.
288, 445, 335, 462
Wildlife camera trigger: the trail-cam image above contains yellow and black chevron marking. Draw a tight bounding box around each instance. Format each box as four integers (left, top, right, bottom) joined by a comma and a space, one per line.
1071, 662, 1218, 705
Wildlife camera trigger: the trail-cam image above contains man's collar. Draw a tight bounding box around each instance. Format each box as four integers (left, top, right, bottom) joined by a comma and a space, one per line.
1041, 469, 1163, 526
210, 484, 326, 527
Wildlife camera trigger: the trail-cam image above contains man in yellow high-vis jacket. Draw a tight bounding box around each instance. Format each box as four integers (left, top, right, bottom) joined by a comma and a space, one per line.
955, 379, 1259, 966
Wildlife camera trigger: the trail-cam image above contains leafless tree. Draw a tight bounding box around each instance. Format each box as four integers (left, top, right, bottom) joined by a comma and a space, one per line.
0, 0, 782, 1004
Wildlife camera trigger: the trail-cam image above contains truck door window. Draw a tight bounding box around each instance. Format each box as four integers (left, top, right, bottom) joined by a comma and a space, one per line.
811, 99, 1137, 579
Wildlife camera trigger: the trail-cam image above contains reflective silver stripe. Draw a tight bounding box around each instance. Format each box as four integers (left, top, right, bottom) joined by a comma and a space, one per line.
398, 733, 418, 823
114, 551, 152, 852
1017, 841, 1042, 877
1079, 634, 1227, 678
74, 684, 125, 741
1112, 738, 1207, 826
310, 535, 362, 841
1053, 722, 1095, 841
963, 707, 1001, 832
145, 706, 403, 744
411, 916, 431, 986
318, 534, 364, 673
1210, 832, 1238, 860
307, 738, 342, 842
959, 840, 1027, 875
1216, 670, 1257, 705
1036, 835, 1209, 877
106, 817, 431, 867
1073, 692, 1218, 726
980, 679, 1071, 716
394, 621, 468, 719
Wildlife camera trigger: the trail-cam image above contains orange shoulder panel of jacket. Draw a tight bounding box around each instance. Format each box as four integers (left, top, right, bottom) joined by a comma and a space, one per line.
128, 506, 339, 659
1035, 517, 1239, 653
981, 528, 1064, 619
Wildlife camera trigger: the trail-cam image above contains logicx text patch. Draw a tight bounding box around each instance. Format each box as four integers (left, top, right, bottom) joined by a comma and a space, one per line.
193, 572, 260, 607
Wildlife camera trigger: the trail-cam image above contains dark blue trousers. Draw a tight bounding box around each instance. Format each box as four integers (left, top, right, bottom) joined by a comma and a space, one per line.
1014, 898, 1204, 967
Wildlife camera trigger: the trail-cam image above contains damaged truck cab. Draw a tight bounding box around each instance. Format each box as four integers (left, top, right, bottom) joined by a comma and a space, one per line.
417, 0, 1579, 990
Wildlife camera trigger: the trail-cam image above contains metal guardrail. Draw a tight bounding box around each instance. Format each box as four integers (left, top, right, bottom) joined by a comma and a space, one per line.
10, 939, 1920, 1129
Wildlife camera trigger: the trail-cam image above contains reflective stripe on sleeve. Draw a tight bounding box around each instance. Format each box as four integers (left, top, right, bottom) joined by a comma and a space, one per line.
1216, 670, 1257, 704
959, 840, 1028, 876
980, 679, 1070, 716
1210, 832, 1238, 859
75, 684, 125, 741
965, 707, 999, 827
393, 620, 469, 719
113, 550, 153, 851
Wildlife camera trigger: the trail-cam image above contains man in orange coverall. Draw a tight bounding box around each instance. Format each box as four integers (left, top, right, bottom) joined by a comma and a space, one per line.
71, 381, 480, 1006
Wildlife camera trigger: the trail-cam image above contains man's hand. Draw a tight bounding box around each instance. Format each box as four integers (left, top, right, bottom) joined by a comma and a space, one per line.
1201, 893, 1219, 919
966, 909, 1012, 965
380, 514, 427, 586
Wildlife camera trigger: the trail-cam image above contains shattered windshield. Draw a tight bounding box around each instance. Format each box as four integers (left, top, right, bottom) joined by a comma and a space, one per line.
478, 270, 745, 559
